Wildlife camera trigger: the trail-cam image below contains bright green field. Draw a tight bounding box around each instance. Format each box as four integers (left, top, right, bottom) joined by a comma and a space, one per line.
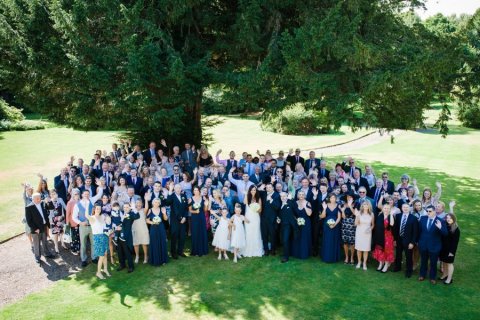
1, 111, 480, 319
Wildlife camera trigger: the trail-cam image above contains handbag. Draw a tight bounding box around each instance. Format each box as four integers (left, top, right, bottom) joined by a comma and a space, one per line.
63, 224, 72, 243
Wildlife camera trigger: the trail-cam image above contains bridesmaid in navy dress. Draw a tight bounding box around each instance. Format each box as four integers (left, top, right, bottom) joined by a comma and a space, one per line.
291, 190, 312, 259
320, 193, 342, 263
189, 186, 209, 256
146, 198, 169, 266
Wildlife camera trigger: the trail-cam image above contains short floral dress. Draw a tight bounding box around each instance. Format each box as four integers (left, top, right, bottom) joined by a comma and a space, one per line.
341, 207, 356, 245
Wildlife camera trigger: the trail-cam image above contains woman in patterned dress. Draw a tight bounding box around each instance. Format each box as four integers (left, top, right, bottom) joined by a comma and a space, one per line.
341, 192, 357, 265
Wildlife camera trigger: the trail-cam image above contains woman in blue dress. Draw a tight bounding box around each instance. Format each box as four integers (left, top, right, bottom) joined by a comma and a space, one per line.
189, 186, 209, 256
320, 193, 342, 263
291, 190, 312, 259
146, 198, 169, 266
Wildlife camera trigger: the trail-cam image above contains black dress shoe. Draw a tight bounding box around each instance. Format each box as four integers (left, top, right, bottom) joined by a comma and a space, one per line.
271, 251, 276, 256
117, 266, 125, 272
127, 268, 134, 273
405, 272, 412, 278
281, 258, 288, 263
45, 254, 55, 259
265, 251, 270, 256
391, 268, 401, 273
179, 253, 187, 257
81, 261, 88, 268
92, 258, 99, 264
35, 258, 41, 264
172, 255, 178, 260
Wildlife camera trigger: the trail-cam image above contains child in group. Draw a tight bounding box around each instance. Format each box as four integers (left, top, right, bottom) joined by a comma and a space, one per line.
229, 203, 246, 263
212, 208, 231, 260
110, 202, 123, 246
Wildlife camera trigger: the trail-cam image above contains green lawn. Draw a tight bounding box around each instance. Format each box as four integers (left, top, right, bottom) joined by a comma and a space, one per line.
1, 111, 480, 319
0, 128, 117, 241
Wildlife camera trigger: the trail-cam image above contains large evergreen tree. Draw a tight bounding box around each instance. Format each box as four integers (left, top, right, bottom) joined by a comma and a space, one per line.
0, 0, 469, 145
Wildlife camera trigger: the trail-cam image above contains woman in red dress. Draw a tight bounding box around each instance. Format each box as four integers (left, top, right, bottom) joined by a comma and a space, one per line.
373, 204, 395, 272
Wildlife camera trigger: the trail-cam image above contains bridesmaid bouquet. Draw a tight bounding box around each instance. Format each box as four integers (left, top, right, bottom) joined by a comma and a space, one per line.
250, 203, 260, 213
297, 217, 305, 226
327, 219, 336, 227
192, 203, 201, 210
276, 217, 281, 224
152, 216, 161, 225
123, 213, 130, 220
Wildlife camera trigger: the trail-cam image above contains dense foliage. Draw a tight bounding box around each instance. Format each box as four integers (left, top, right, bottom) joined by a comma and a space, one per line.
0, 1, 477, 144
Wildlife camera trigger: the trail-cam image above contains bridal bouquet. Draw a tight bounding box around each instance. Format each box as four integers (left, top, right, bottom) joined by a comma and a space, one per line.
192, 203, 201, 210
250, 203, 260, 213
297, 217, 305, 226
152, 216, 161, 225
327, 219, 336, 227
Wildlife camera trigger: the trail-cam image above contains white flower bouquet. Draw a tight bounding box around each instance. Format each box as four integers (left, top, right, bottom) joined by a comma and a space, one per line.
297, 217, 305, 226
192, 203, 201, 210
250, 203, 260, 213
327, 219, 336, 227
152, 216, 161, 225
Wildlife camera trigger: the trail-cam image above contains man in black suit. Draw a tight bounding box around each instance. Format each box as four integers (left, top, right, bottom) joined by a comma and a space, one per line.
381, 172, 395, 195
126, 169, 143, 195
170, 165, 183, 185
143, 141, 158, 165
165, 184, 189, 259
349, 169, 370, 193
317, 160, 330, 179
54, 168, 69, 203
304, 151, 321, 174
286, 148, 305, 169
393, 203, 419, 278
418, 206, 448, 284
94, 162, 113, 191
279, 192, 299, 263
342, 157, 362, 177
368, 179, 386, 212
313, 183, 329, 256
259, 184, 281, 256
25, 193, 54, 264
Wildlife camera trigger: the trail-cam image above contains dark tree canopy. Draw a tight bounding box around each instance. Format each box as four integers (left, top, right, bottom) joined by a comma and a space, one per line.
0, 0, 474, 146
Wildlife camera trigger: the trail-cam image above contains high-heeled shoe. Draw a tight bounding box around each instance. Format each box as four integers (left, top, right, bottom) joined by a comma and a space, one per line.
103, 270, 111, 277
134, 256, 139, 264
224, 253, 229, 260
233, 257, 238, 263
356, 263, 361, 269
96, 272, 105, 280
363, 265, 368, 271
218, 254, 222, 260
143, 258, 148, 264
444, 279, 453, 285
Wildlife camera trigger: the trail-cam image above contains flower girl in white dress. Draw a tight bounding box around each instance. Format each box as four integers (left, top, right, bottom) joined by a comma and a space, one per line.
212, 208, 230, 260
229, 204, 246, 263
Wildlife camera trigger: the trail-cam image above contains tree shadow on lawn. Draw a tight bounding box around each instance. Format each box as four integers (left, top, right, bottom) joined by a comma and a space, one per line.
415, 125, 472, 135
70, 163, 480, 319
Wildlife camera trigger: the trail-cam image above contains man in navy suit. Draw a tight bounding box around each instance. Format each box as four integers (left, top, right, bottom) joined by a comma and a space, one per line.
349, 169, 370, 193
170, 165, 183, 185
126, 169, 143, 195
369, 178, 387, 211
54, 168, 70, 203
143, 141, 158, 165
381, 172, 395, 195
418, 206, 448, 284
393, 203, 419, 278
279, 192, 299, 263
164, 184, 189, 259
304, 151, 321, 174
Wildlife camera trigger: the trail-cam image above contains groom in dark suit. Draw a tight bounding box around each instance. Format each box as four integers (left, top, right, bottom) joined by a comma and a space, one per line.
25, 193, 54, 264
259, 184, 281, 256
279, 192, 298, 263
393, 203, 419, 278
418, 206, 448, 284
165, 184, 189, 259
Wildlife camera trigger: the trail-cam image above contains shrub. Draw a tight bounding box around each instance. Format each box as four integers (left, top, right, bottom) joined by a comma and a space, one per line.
261, 103, 333, 135
0, 98, 24, 122
0, 120, 47, 131
457, 97, 480, 129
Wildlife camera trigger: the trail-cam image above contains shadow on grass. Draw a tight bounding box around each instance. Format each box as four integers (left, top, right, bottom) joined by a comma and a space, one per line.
32, 162, 480, 318
416, 125, 472, 135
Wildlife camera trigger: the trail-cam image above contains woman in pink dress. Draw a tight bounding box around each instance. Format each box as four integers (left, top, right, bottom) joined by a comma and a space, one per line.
373, 203, 395, 273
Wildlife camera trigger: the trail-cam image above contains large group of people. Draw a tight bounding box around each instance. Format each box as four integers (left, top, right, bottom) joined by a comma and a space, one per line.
22, 140, 460, 284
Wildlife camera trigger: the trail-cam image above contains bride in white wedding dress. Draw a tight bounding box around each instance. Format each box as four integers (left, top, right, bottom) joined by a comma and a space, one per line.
242, 185, 264, 257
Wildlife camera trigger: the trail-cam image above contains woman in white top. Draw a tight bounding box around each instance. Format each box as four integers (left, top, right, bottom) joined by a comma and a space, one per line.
86, 203, 110, 280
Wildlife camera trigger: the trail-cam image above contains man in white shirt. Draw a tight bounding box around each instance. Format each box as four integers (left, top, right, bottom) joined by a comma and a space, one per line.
73, 188, 103, 267
228, 167, 254, 203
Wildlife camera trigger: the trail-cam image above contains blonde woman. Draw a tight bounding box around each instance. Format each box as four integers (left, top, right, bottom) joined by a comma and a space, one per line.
86, 203, 110, 279
354, 201, 375, 270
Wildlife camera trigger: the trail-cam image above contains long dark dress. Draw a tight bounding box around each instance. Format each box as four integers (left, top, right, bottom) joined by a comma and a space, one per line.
321, 206, 341, 263
291, 205, 312, 259
148, 211, 168, 266
440, 226, 460, 263
190, 198, 209, 256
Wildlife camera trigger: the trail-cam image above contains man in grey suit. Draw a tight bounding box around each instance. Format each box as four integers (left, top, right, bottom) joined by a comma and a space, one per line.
180, 143, 198, 175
